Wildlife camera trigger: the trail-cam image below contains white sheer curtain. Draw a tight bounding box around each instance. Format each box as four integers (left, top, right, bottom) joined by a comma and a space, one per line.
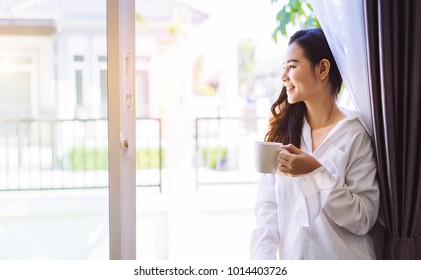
309, 0, 373, 134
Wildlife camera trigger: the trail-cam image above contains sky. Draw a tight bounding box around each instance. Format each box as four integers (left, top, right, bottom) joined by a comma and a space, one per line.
181, 0, 288, 62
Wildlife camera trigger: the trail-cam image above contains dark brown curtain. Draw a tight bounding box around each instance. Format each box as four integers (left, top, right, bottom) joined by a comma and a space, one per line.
364, 0, 421, 259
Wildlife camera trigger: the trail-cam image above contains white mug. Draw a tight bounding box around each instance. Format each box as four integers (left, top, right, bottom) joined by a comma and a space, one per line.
254, 141, 282, 173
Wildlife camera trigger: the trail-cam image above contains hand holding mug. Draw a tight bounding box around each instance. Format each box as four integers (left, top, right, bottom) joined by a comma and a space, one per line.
277, 144, 322, 176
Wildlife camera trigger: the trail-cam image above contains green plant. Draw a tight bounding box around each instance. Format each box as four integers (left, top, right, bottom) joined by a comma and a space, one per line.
202, 147, 227, 170
68, 146, 164, 170
68, 146, 108, 171
135, 13, 147, 29
136, 148, 164, 169
193, 83, 217, 96
272, 0, 320, 43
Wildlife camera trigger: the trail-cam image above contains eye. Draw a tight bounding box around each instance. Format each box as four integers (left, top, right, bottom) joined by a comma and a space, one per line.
282, 65, 295, 71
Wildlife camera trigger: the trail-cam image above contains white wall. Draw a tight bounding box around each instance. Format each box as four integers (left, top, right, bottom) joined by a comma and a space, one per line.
0, 35, 55, 118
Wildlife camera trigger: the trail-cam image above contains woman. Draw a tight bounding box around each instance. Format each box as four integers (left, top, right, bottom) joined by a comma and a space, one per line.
250, 28, 380, 259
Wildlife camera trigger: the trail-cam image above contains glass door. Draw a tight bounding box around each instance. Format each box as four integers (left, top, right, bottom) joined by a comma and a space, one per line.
0, 0, 109, 259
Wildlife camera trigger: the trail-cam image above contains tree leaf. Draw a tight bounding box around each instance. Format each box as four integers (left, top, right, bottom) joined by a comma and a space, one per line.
271, 0, 319, 42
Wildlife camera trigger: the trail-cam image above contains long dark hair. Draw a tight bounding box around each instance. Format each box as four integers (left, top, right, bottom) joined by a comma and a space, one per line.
264, 28, 342, 146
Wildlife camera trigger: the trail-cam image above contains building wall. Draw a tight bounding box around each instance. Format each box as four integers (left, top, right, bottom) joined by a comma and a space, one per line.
0, 35, 55, 119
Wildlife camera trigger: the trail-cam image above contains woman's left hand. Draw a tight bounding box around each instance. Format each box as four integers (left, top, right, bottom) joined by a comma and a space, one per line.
277, 144, 322, 176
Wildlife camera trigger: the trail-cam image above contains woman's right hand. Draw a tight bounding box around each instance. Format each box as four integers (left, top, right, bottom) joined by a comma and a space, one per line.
277, 144, 322, 176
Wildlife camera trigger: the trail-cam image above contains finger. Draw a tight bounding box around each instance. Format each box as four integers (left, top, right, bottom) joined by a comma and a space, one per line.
282, 144, 301, 155
277, 164, 292, 176
278, 149, 290, 162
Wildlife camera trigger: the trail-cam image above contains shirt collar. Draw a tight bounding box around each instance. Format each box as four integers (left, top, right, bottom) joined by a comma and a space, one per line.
301, 107, 362, 153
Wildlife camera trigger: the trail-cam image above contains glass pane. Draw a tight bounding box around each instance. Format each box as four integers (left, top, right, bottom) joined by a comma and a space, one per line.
135, 0, 283, 260
73, 55, 85, 62
0, 72, 31, 118
0, 1, 108, 259
98, 56, 107, 62
135, 70, 149, 117
75, 70, 84, 106
100, 70, 108, 118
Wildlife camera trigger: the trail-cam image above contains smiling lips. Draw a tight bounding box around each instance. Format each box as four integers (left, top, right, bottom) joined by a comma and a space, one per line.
285, 85, 295, 92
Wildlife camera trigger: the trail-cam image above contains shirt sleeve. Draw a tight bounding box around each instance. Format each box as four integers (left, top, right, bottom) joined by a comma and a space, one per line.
295, 131, 380, 236
250, 173, 279, 260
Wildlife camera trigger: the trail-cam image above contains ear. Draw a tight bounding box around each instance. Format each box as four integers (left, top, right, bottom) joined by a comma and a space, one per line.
317, 59, 330, 80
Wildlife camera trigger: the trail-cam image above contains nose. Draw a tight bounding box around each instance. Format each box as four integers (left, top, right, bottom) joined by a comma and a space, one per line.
281, 69, 289, 84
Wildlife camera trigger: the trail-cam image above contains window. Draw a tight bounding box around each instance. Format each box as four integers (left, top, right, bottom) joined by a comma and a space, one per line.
100, 69, 107, 118
0, 1, 109, 260
0, 54, 34, 118
75, 69, 84, 106
73, 55, 86, 109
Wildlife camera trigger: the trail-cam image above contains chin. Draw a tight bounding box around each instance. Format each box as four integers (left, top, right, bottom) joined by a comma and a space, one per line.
287, 96, 298, 104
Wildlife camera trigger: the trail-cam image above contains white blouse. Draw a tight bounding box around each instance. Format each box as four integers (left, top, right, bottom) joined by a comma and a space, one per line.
250, 109, 380, 259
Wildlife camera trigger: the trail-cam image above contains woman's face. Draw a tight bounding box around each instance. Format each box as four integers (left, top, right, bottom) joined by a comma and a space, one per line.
281, 43, 320, 104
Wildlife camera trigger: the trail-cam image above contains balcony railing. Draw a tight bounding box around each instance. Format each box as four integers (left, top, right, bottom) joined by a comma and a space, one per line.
194, 117, 268, 190
1, 116, 269, 192
0, 118, 162, 191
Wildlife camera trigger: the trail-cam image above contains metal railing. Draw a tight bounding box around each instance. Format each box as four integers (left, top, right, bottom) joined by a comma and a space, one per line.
0, 118, 162, 191
194, 117, 268, 190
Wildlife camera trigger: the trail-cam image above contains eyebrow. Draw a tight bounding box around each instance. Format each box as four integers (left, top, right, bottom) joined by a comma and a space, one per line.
284, 59, 299, 64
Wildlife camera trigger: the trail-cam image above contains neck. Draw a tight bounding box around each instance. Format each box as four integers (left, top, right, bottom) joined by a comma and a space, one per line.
305, 97, 337, 130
